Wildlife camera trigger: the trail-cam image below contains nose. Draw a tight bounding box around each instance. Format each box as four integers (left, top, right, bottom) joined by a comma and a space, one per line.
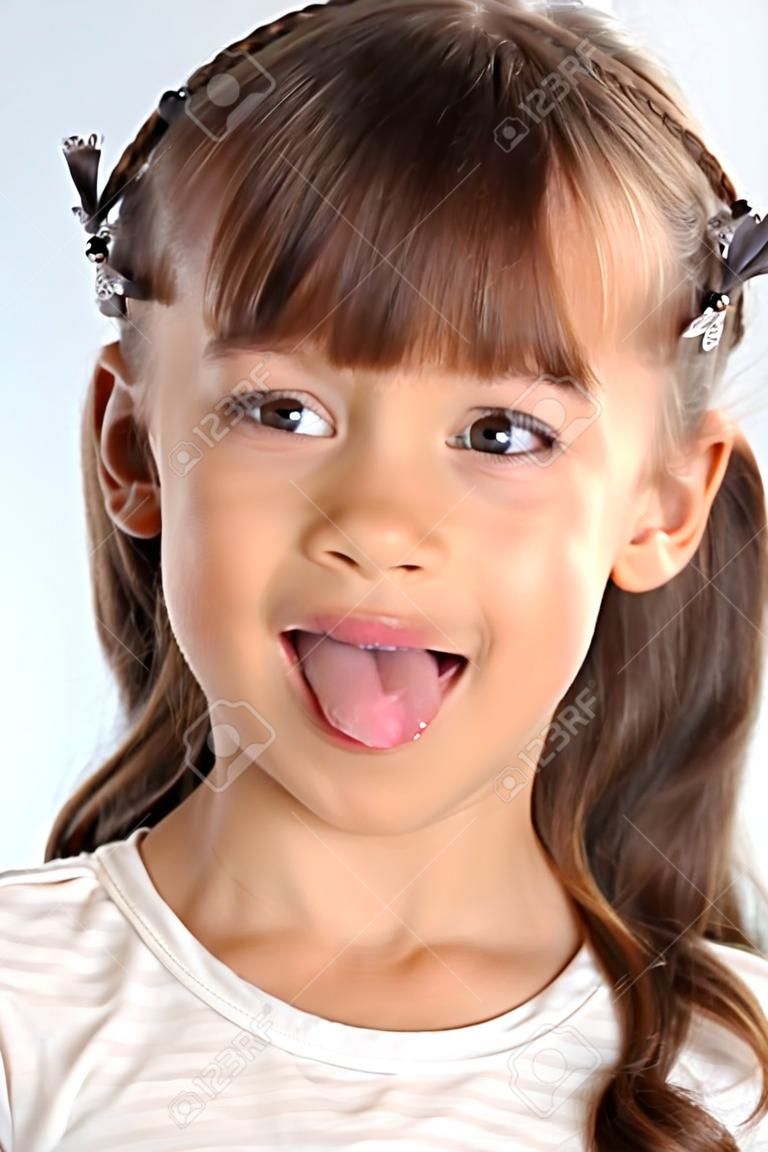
295, 389, 460, 583
301, 502, 448, 581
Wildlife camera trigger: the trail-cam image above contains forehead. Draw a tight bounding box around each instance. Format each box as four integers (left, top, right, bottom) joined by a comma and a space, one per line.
159, 130, 674, 393
197, 327, 660, 413
140, 136, 674, 448
172, 241, 658, 398
151, 224, 665, 417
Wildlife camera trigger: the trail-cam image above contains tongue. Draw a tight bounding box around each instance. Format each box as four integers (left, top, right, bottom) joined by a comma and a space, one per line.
292, 630, 443, 749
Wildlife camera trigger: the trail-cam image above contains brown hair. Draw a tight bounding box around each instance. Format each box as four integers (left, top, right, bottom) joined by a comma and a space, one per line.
48, 1, 768, 1147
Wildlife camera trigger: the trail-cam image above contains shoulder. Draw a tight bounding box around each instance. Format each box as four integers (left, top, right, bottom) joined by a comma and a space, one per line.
0, 843, 166, 1147
0, 848, 124, 1030
672, 939, 768, 1148
0, 852, 120, 1147
0, 847, 140, 1149
0, 845, 145, 1008
0, 850, 111, 968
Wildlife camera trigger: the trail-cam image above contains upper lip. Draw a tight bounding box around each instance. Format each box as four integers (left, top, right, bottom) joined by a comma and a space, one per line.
280, 611, 469, 656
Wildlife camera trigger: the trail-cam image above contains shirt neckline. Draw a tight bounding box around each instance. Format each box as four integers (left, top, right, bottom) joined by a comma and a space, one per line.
92, 827, 608, 1075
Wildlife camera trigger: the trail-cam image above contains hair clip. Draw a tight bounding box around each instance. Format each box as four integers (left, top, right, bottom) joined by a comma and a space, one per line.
681, 290, 732, 353
61, 133, 143, 317
157, 87, 190, 125
682, 200, 768, 352
61, 88, 192, 317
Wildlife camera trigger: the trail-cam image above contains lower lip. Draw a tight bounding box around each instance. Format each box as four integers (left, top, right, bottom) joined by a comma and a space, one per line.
277, 632, 468, 750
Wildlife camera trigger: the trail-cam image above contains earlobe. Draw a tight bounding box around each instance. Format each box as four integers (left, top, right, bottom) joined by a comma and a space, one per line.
610, 524, 678, 593
610, 411, 737, 594
92, 342, 161, 540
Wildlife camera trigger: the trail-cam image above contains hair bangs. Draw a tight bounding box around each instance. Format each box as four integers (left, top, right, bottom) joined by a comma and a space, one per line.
158, 31, 641, 394
152, 1, 706, 398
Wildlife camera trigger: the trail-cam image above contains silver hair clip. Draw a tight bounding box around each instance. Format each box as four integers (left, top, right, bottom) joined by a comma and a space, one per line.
682, 199, 768, 352
61, 133, 142, 318
61, 90, 189, 317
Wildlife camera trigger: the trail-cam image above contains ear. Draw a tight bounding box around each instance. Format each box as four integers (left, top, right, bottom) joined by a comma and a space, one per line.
92, 341, 161, 540
611, 410, 738, 594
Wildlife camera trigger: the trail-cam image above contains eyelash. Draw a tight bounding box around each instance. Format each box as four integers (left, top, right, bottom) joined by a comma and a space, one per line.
230, 389, 562, 465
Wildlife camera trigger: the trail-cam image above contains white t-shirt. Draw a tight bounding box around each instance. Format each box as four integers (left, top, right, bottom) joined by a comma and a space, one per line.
0, 826, 767, 1151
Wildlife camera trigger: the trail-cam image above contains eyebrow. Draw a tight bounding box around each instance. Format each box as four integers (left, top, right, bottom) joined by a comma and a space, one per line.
202, 337, 600, 396
203, 336, 296, 364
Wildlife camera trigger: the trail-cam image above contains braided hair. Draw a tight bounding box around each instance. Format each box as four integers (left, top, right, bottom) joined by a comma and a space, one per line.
98, 6, 739, 211
92, 0, 363, 233
75, 0, 751, 375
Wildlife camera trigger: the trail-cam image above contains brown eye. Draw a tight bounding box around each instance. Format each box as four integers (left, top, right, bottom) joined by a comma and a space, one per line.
448, 409, 559, 465
237, 391, 333, 437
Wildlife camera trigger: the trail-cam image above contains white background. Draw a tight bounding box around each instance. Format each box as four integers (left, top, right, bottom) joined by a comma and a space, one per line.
1, 3, 767, 914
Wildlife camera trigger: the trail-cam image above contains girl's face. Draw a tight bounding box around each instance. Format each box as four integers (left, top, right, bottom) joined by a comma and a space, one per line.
136, 269, 668, 834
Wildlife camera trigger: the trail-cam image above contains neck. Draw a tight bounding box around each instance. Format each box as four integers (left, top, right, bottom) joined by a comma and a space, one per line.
139, 764, 584, 967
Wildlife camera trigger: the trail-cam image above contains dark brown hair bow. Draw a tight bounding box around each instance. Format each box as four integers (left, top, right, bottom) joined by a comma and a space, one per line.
682, 200, 768, 352
61, 88, 189, 318
63, 100, 768, 343
61, 133, 143, 318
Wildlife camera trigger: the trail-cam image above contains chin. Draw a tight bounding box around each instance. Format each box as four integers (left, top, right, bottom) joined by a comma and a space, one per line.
254, 751, 491, 838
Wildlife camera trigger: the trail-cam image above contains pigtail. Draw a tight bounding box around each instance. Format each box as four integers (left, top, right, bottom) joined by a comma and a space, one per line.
533, 434, 768, 1148
44, 379, 210, 856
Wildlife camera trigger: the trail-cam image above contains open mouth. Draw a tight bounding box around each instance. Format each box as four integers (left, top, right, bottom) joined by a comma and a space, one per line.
283, 629, 468, 682
278, 629, 469, 748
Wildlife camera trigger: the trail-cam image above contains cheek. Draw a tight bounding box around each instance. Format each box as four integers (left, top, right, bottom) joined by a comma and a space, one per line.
478, 483, 610, 717
159, 458, 286, 695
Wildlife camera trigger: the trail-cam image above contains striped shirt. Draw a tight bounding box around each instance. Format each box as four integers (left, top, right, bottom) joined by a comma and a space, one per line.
0, 827, 767, 1151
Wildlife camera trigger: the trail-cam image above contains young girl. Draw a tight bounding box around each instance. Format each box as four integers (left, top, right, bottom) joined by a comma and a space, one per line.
3, 0, 768, 1148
